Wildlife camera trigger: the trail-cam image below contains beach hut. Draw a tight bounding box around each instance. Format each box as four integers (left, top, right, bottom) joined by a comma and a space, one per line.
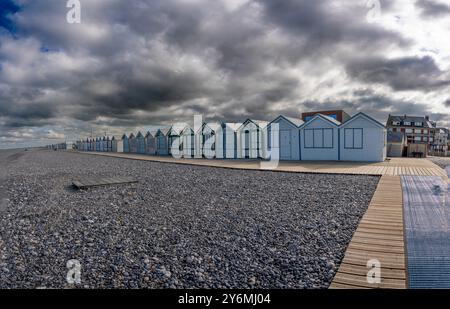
339, 112, 386, 162
136, 131, 146, 154
102, 137, 109, 152
216, 123, 241, 159
111, 136, 117, 152
107, 136, 113, 152
122, 134, 130, 153
237, 120, 269, 159
300, 114, 340, 161
155, 128, 170, 155
267, 116, 303, 161
145, 130, 157, 155
181, 126, 195, 158
196, 123, 221, 158
129, 133, 138, 153
112, 136, 124, 153
168, 123, 188, 157
96, 138, 101, 152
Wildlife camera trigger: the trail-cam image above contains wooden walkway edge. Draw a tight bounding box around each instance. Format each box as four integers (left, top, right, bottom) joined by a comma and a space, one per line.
73, 151, 447, 178
330, 175, 407, 289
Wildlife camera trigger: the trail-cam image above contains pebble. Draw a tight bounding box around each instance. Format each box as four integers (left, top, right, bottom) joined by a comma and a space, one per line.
0, 149, 379, 288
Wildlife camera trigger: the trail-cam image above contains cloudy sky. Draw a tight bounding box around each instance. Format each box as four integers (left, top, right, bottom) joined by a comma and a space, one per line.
0, 0, 449, 148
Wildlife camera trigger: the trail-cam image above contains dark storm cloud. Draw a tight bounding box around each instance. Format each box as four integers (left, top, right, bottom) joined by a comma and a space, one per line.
346, 56, 450, 91
416, 0, 450, 17
0, 0, 448, 147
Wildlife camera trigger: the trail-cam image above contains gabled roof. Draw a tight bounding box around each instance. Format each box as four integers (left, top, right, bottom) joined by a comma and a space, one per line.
238, 119, 269, 131
121, 134, 128, 140
145, 130, 157, 138
169, 122, 189, 135
156, 127, 170, 136
269, 115, 304, 128
218, 123, 241, 132
387, 115, 433, 128
136, 131, 144, 138
129, 133, 135, 139
198, 122, 221, 134
300, 113, 341, 129
340, 112, 385, 129
181, 125, 194, 135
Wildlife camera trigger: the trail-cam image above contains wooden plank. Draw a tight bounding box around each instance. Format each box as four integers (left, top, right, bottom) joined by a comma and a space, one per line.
330, 175, 407, 289
72, 176, 138, 189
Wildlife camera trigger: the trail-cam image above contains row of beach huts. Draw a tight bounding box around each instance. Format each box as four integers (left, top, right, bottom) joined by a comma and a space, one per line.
75, 112, 387, 162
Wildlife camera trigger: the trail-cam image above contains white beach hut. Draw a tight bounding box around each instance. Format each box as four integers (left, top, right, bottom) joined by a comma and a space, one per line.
299, 114, 340, 161
136, 131, 146, 154
196, 123, 221, 158
129, 133, 138, 153
155, 128, 170, 156
181, 126, 195, 158
237, 119, 269, 159
267, 116, 303, 161
96, 138, 101, 152
112, 136, 124, 153
339, 112, 387, 162
122, 134, 130, 153
145, 130, 157, 155
216, 123, 241, 159
102, 137, 107, 152
168, 123, 188, 157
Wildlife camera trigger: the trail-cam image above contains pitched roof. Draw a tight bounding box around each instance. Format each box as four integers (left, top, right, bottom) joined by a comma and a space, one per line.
300, 113, 341, 128
199, 122, 221, 134
169, 122, 189, 135
340, 112, 385, 129
387, 115, 434, 128
270, 115, 304, 127
238, 119, 269, 131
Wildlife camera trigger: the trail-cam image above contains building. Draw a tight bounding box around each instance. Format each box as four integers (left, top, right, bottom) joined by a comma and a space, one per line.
129, 133, 138, 153
145, 130, 157, 155
267, 116, 303, 161
216, 123, 240, 159
135, 131, 146, 154
181, 126, 195, 158
155, 128, 170, 155
237, 119, 268, 159
387, 131, 406, 157
122, 134, 130, 153
386, 115, 433, 157
300, 114, 340, 161
429, 127, 449, 156
302, 110, 351, 123
96, 137, 101, 152
197, 123, 221, 158
168, 123, 188, 157
339, 112, 386, 162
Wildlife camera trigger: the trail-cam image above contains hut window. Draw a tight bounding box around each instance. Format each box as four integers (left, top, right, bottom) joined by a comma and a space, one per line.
344, 128, 363, 149
304, 128, 333, 149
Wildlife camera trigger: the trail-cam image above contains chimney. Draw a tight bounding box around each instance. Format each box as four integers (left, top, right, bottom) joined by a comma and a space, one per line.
425, 115, 429, 121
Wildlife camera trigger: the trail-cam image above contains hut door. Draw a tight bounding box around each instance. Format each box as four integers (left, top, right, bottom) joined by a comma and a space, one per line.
280, 130, 291, 159
244, 130, 250, 159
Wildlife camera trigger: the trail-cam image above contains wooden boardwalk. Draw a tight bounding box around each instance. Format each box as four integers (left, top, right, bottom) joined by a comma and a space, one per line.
330, 175, 407, 289
74, 151, 447, 178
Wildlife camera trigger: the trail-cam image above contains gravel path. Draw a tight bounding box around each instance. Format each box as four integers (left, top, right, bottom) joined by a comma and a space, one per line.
0, 149, 379, 289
